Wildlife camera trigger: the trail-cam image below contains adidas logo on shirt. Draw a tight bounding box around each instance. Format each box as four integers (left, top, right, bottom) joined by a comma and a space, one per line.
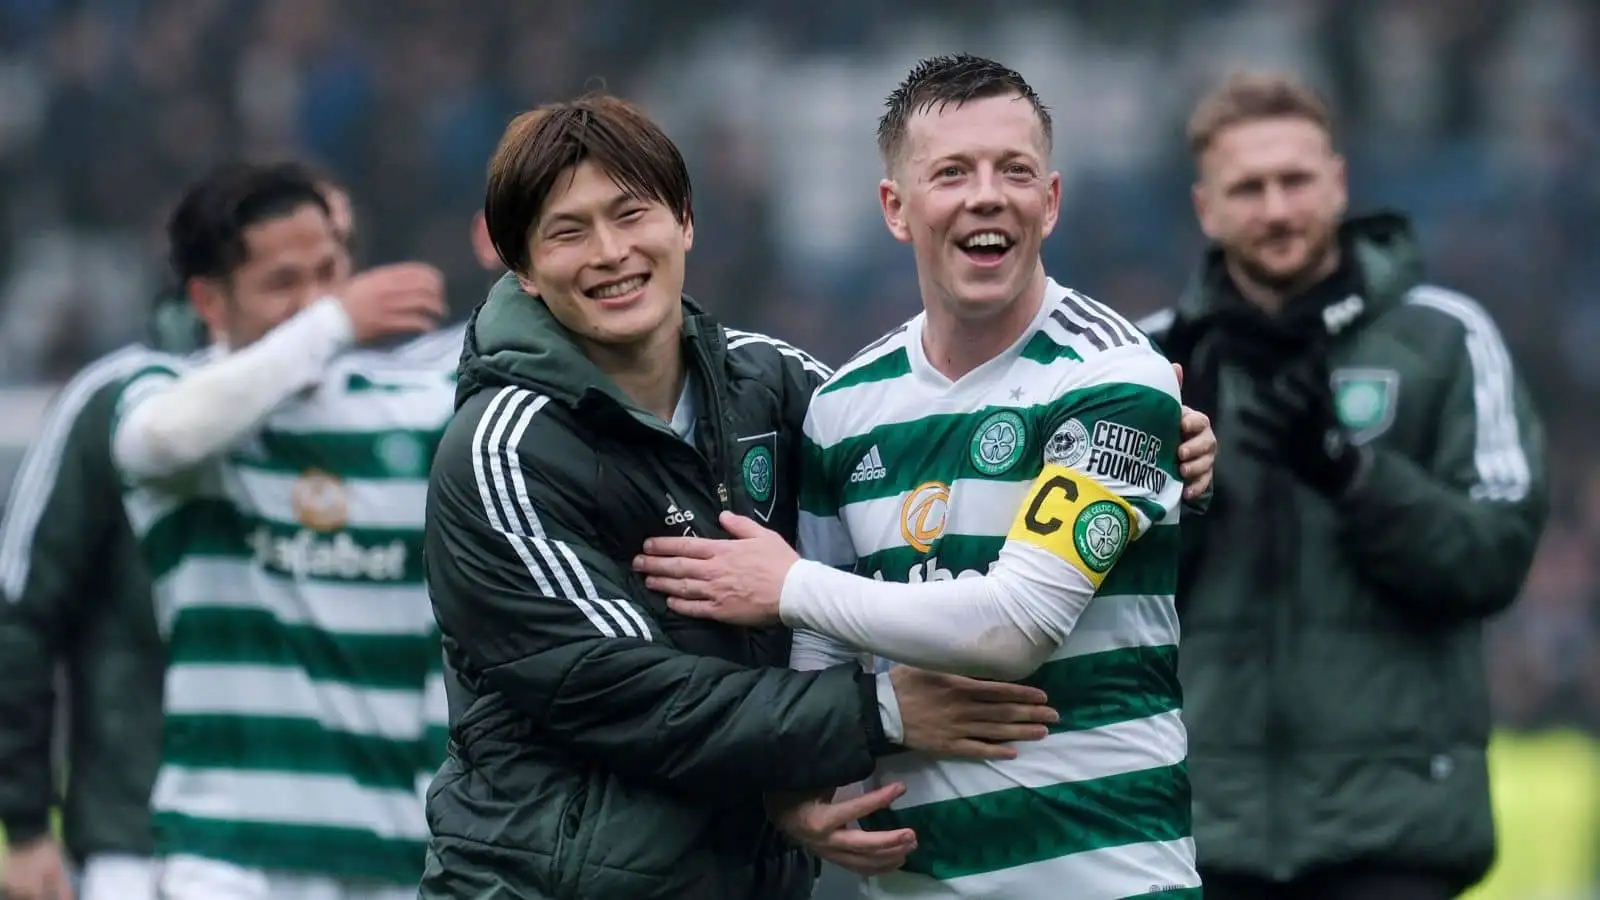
664, 496, 696, 526
850, 445, 888, 483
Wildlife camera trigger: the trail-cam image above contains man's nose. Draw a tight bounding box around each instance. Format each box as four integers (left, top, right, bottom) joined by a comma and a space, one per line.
964, 167, 1005, 213
591, 222, 628, 265
1261, 182, 1292, 221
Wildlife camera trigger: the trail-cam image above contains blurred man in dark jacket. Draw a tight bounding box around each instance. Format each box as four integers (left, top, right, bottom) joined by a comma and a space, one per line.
1140, 72, 1548, 900
0, 166, 354, 900
0, 293, 203, 900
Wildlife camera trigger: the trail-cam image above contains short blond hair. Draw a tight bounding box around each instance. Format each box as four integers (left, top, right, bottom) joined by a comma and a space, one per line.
1187, 72, 1334, 159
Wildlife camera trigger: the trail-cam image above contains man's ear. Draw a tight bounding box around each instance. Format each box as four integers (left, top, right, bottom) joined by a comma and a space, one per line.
187, 277, 229, 345
880, 178, 911, 244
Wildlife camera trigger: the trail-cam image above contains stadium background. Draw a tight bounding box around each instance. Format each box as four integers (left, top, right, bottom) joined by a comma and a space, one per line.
0, 0, 1597, 897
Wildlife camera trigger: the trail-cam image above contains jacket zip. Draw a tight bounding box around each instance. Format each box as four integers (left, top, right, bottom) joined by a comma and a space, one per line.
1267, 505, 1292, 881
686, 329, 732, 512
1228, 364, 1292, 879
1263, 470, 1297, 881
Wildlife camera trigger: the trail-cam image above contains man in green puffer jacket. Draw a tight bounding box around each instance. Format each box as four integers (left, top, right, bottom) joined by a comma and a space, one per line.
0, 294, 204, 900
1139, 72, 1548, 900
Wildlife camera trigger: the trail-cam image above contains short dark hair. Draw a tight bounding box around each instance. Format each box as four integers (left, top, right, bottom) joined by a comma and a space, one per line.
1187, 71, 1335, 159
484, 93, 693, 275
166, 161, 330, 284
877, 54, 1053, 169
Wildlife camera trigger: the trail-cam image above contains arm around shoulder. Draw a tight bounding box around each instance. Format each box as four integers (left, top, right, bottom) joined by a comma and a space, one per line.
428, 387, 889, 796
112, 299, 354, 481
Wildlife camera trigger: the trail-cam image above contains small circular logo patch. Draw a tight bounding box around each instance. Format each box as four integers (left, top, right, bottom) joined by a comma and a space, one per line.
1073, 500, 1129, 573
741, 445, 774, 503
1043, 418, 1090, 467
376, 432, 426, 477
970, 410, 1027, 476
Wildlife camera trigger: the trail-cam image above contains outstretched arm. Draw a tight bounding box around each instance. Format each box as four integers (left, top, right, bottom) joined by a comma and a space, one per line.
639, 347, 1184, 681
115, 264, 444, 481
113, 300, 354, 481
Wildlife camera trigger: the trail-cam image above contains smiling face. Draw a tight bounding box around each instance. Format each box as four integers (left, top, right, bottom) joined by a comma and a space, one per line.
518, 159, 692, 349
1193, 115, 1348, 299
879, 93, 1060, 324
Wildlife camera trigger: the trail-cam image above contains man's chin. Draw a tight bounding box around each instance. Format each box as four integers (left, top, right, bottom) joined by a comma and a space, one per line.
944, 275, 1030, 319
1237, 253, 1331, 295
591, 298, 680, 348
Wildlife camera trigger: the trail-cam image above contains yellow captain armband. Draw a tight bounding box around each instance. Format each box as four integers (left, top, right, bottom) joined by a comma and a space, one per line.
1005, 463, 1139, 587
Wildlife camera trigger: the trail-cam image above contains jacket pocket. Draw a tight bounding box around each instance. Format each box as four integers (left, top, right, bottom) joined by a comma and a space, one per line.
549, 774, 591, 898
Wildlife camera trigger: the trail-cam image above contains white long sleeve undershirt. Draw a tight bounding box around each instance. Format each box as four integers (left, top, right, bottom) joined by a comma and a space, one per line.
112, 297, 355, 481
779, 542, 1097, 683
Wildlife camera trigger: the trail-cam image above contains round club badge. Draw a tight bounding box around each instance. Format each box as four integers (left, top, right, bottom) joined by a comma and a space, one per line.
1073, 500, 1130, 573
376, 432, 427, 477
741, 445, 774, 503
1043, 418, 1091, 467
970, 410, 1027, 476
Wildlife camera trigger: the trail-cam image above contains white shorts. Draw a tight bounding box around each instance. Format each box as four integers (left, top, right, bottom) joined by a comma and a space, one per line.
156, 856, 414, 900
81, 854, 158, 900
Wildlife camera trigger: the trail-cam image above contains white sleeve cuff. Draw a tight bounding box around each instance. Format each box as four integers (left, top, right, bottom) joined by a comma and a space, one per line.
874, 671, 904, 744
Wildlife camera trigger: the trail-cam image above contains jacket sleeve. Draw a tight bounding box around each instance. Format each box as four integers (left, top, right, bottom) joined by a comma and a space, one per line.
1134, 309, 1175, 346
769, 334, 833, 420
0, 382, 122, 843
1336, 298, 1548, 620
415, 628, 450, 803
426, 387, 889, 797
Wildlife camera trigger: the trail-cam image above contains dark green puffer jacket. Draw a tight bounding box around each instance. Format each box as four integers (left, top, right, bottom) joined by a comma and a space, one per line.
1143, 214, 1548, 886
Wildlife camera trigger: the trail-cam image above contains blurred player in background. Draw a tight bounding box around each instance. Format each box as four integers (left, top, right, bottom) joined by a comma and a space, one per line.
635, 54, 1201, 899
0, 294, 203, 900
105, 161, 451, 900
1142, 72, 1547, 900
320, 180, 356, 258
0, 163, 357, 900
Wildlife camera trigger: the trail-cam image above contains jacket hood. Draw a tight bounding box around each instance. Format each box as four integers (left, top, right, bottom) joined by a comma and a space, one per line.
147, 291, 208, 354
456, 272, 717, 415
1177, 210, 1424, 324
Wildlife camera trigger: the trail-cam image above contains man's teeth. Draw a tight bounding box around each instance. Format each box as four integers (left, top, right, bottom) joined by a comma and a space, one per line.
591, 275, 646, 299
963, 232, 1011, 250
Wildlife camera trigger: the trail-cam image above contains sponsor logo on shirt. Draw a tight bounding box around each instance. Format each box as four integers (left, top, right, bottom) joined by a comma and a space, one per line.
850, 445, 887, 483
898, 481, 950, 554
876, 556, 990, 584
1045, 419, 1168, 495
291, 469, 348, 532
248, 469, 408, 581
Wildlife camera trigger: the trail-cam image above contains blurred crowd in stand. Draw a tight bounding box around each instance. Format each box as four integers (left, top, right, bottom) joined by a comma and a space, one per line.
1, 0, 1598, 893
